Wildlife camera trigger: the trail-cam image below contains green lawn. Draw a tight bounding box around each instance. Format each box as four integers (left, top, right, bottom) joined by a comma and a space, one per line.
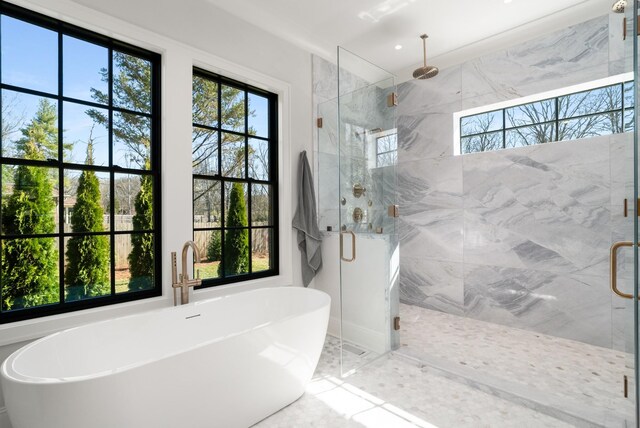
196, 257, 270, 279
113, 256, 270, 293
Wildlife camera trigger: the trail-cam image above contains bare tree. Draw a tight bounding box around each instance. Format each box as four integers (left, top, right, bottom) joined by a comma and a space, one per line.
461, 113, 502, 153
463, 82, 629, 153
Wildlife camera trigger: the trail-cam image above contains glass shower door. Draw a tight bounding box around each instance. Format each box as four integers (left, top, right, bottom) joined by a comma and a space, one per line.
337, 47, 399, 376
634, 1, 640, 423
614, 2, 640, 424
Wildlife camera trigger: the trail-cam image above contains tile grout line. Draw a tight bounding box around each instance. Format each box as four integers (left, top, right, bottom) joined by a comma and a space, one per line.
391, 349, 623, 428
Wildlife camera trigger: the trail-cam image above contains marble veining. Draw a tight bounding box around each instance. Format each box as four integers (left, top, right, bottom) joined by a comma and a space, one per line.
400, 257, 464, 315
460, 16, 609, 101
399, 210, 463, 263
463, 264, 612, 347
314, 55, 397, 234
394, 13, 635, 349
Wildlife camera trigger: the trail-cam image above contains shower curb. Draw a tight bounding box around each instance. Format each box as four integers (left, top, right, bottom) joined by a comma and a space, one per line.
391, 350, 629, 428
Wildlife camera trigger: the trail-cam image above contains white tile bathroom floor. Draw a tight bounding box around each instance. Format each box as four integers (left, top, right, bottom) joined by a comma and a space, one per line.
255, 335, 573, 428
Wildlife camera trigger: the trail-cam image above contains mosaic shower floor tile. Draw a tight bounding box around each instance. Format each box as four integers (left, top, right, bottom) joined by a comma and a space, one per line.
397, 303, 634, 425
255, 336, 573, 428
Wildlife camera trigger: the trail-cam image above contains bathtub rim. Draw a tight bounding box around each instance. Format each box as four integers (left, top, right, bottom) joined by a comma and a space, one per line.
1, 286, 330, 385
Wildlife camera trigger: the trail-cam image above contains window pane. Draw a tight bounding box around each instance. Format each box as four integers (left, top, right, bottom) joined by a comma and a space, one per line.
224, 182, 248, 225
461, 131, 502, 154
113, 111, 151, 169
193, 179, 221, 227
192, 127, 218, 176
2, 164, 59, 235
559, 85, 622, 119
223, 182, 249, 277
558, 112, 622, 141
460, 110, 502, 136
1, 237, 60, 311
377, 134, 397, 153
64, 102, 109, 166
377, 151, 397, 167
64, 169, 110, 232
505, 124, 554, 148
114, 173, 153, 231
1, 16, 58, 94
221, 133, 245, 178
193, 76, 218, 127
63, 35, 108, 103
251, 184, 272, 226
505, 100, 555, 128
251, 228, 272, 273
248, 93, 268, 138
248, 138, 269, 181
115, 233, 154, 293
221, 85, 245, 132
113, 52, 151, 114
64, 235, 111, 302
625, 108, 634, 132
2, 90, 58, 160
624, 81, 634, 109
194, 230, 221, 280
221, 229, 249, 277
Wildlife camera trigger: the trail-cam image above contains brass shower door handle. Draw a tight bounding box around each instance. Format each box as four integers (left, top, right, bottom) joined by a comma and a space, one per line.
340, 230, 356, 262
610, 241, 638, 300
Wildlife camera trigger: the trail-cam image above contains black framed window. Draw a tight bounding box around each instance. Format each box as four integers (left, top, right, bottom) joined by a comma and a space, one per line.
192, 68, 278, 287
0, 2, 161, 323
460, 79, 634, 154
376, 133, 397, 167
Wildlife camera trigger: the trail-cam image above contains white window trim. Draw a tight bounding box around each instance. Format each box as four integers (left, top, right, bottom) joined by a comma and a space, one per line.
453, 72, 634, 156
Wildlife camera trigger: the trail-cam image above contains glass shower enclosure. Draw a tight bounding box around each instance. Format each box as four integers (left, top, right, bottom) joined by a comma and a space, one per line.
316, 47, 400, 376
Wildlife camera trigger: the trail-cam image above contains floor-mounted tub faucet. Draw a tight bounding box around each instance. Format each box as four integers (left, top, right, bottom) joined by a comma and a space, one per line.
171, 241, 202, 306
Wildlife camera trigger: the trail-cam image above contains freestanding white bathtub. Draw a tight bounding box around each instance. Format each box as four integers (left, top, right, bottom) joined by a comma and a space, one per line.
1, 286, 330, 428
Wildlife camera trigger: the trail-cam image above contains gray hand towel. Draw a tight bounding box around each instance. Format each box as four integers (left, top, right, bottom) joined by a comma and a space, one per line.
292, 151, 322, 287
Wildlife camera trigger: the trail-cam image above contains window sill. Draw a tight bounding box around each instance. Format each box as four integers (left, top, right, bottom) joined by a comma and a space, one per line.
0, 296, 167, 348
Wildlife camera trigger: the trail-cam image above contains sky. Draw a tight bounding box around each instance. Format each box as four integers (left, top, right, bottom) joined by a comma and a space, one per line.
1, 14, 270, 169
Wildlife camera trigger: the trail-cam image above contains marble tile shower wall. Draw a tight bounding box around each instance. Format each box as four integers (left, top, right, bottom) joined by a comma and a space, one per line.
313, 56, 396, 234
397, 14, 635, 350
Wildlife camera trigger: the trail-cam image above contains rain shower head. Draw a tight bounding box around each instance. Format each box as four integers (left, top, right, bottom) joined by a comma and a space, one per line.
413, 34, 439, 80
612, 0, 627, 13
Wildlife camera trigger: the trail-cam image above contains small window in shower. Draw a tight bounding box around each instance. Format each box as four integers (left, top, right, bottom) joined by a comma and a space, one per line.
376, 133, 397, 167
192, 68, 279, 288
455, 73, 634, 155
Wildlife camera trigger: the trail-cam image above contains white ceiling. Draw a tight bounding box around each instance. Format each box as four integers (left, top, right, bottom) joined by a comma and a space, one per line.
206, 0, 612, 81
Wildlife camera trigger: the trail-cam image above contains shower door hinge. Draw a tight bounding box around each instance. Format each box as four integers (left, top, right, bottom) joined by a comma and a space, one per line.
388, 204, 400, 218
622, 199, 640, 217
624, 375, 628, 398
317, 117, 323, 128
393, 316, 401, 331
387, 92, 398, 107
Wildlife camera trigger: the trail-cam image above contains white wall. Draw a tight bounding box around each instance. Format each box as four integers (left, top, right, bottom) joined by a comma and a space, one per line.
0, 0, 313, 423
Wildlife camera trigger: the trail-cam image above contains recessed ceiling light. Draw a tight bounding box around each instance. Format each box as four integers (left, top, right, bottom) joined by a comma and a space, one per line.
394, 45, 402, 50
